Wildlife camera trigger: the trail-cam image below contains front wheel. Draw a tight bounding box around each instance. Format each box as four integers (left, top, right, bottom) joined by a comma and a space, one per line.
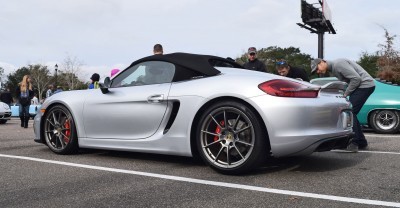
43, 105, 78, 154
369, 110, 400, 134
196, 101, 267, 174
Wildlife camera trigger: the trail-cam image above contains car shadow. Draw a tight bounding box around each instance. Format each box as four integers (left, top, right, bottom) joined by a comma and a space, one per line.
253, 151, 371, 175
78, 148, 206, 166
76, 148, 370, 176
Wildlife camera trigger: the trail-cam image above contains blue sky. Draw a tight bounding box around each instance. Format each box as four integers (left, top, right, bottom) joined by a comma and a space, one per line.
1, 0, 399, 81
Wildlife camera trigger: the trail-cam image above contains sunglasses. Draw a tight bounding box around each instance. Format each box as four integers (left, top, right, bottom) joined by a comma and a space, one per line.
249, 53, 256, 56
276, 61, 287, 65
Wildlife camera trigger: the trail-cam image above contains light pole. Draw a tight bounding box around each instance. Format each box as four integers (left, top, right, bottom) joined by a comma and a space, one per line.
55, 64, 58, 87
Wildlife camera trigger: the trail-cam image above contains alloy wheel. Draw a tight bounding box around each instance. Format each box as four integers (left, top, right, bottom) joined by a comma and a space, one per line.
199, 106, 255, 169
44, 106, 75, 152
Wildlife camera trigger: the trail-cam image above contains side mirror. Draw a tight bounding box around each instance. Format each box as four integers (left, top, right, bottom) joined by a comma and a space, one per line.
100, 77, 111, 94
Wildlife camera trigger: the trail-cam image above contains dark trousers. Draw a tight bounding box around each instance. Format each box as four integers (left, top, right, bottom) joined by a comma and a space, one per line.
349, 86, 375, 147
19, 104, 30, 128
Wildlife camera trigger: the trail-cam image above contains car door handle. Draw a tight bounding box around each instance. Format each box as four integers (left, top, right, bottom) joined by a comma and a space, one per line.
147, 94, 164, 103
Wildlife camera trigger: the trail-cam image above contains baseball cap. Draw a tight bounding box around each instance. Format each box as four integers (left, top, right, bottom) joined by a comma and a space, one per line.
310, 58, 322, 74
248, 47, 257, 54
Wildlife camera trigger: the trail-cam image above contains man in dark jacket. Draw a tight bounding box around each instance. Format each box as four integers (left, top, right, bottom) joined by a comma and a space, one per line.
243, 47, 267, 72
153, 44, 163, 55
311, 58, 375, 152
0, 87, 13, 107
276, 59, 309, 82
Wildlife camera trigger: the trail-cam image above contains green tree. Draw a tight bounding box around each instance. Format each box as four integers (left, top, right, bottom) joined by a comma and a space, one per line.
28, 64, 52, 101
5, 65, 56, 101
357, 51, 379, 77
56, 71, 86, 91
376, 27, 400, 83
62, 55, 84, 90
236, 46, 313, 76
0, 67, 4, 89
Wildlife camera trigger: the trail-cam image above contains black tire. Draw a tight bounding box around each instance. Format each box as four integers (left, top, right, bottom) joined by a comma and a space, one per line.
369, 110, 400, 134
43, 105, 78, 154
196, 101, 267, 174
0, 120, 7, 124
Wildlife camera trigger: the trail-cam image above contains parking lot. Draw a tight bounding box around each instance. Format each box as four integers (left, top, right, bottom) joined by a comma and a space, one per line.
1, 118, 399, 207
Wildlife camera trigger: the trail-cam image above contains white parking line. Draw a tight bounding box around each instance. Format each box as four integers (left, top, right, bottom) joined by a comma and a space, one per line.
0, 154, 399, 207
332, 150, 400, 155
365, 134, 400, 138
360, 150, 400, 155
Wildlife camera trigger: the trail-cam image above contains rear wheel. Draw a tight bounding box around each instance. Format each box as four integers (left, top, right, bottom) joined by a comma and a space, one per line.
43, 105, 78, 154
369, 110, 400, 134
196, 101, 267, 174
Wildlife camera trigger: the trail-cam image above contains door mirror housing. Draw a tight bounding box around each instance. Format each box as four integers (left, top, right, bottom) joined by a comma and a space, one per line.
100, 77, 111, 94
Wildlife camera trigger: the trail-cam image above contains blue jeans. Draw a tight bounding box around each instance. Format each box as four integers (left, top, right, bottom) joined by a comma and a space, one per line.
19, 104, 30, 120
349, 86, 375, 147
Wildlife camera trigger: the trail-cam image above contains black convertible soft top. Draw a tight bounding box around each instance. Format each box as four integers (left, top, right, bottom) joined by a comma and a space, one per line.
128, 53, 243, 76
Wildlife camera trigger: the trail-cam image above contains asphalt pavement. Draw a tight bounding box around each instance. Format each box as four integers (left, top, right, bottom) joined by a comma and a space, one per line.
1, 118, 399, 208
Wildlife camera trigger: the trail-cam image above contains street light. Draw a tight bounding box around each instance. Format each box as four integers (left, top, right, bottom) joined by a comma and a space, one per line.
55, 64, 58, 87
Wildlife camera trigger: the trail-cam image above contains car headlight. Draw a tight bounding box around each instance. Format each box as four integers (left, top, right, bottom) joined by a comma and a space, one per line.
2, 103, 10, 110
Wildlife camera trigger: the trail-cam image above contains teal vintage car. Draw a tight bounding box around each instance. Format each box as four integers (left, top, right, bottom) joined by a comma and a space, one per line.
311, 77, 400, 134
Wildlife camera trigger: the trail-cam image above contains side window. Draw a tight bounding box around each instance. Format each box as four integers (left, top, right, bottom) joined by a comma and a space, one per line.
111, 61, 175, 88
173, 65, 204, 82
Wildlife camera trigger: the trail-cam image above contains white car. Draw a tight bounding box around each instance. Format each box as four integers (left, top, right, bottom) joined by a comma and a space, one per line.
0, 102, 12, 124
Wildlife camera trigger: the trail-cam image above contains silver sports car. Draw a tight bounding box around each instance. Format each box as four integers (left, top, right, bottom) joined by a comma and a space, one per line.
34, 53, 354, 174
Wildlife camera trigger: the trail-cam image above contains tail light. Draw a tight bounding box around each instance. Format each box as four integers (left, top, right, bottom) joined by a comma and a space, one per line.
258, 79, 320, 98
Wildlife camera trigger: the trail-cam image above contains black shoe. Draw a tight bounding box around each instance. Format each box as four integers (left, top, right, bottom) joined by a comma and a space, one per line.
345, 143, 359, 153
24, 119, 29, 128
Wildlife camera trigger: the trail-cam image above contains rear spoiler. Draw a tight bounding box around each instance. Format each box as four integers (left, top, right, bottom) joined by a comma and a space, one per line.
319, 81, 348, 94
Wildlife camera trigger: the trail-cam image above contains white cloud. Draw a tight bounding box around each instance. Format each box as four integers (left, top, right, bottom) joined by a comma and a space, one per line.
1, 0, 400, 79
0, 62, 17, 79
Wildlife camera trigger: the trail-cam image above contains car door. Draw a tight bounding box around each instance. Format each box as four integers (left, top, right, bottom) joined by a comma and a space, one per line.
83, 61, 175, 140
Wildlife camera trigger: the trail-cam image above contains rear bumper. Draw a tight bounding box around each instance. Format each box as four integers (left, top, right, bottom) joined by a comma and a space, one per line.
286, 132, 354, 156
314, 132, 354, 152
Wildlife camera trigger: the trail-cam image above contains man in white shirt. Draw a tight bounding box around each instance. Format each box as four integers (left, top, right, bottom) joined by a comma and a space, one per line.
46, 85, 54, 98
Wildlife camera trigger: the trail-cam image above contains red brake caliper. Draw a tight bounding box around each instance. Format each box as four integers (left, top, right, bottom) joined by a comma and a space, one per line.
214, 121, 225, 141
64, 119, 71, 143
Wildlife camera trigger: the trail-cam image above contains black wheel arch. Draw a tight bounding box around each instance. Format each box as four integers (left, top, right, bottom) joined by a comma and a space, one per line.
190, 96, 271, 160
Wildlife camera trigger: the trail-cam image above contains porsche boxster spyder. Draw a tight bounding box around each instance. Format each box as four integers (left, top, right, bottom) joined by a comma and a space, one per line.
34, 53, 354, 174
